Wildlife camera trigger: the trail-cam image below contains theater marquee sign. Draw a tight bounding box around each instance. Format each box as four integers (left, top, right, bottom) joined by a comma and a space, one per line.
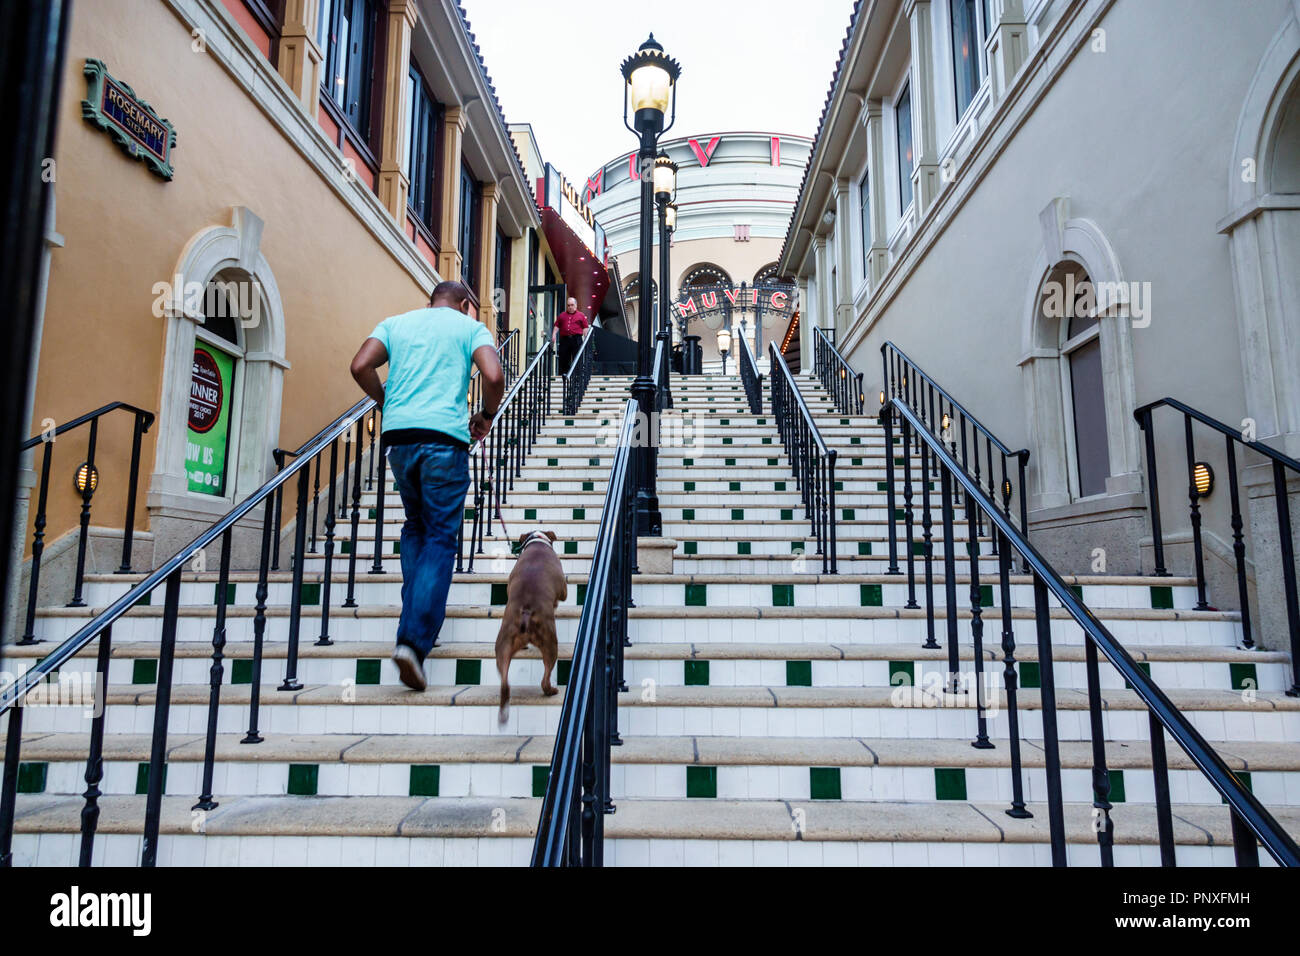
82, 59, 177, 180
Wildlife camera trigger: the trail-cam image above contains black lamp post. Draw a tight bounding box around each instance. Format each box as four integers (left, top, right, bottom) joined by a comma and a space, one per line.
622, 34, 680, 538
654, 154, 677, 411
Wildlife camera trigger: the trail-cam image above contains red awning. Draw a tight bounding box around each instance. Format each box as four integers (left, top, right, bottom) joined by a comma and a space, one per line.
540, 204, 610, 319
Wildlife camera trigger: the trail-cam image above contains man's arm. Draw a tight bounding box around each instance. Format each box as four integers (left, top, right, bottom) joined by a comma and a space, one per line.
350, 337, 388, 408
469, 343, 505, 442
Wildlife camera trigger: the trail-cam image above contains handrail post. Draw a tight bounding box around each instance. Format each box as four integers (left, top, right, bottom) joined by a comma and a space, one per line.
140, 569, 181, 866
1138, 408, 1169, 576
882, 406, 900, 574
116, 410, 147, 572
1273, 460, 1300, 697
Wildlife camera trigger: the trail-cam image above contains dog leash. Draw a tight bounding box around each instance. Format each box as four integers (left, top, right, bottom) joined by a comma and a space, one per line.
478, 439, 511, 542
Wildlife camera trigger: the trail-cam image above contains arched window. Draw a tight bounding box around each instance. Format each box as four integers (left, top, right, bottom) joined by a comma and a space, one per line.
187, 274, 251, 497
1046, 262, 1110, 498
681, 263, 732, 288
753, 263, 781, 286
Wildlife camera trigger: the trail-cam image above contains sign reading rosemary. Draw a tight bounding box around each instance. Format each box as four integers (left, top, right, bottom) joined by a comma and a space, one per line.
82, 59, 177, 180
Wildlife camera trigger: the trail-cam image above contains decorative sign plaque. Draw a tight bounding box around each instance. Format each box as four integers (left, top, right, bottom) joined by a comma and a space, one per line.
82, 59, 177, 180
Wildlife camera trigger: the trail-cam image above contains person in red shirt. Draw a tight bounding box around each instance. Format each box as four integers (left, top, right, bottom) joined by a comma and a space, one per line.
552, 297, 591, 375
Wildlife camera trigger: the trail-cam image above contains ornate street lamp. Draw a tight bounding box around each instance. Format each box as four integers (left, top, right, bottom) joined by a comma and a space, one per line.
716, 326, 732, 376
654, 153, 677, 410
621, 34, 680, 538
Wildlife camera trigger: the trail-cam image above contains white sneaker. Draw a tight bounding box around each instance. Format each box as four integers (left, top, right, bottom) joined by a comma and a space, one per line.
391, 644, 427, 692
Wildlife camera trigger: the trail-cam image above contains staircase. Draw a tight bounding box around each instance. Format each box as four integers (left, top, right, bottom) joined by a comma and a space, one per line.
6, 373, 1300, 866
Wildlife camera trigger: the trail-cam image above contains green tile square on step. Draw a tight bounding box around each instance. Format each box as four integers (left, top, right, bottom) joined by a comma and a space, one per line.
368, 507, 377, 519
980, 584, 994, 607
1123, 661, 1151, 690
842, 508, 856, 521
16, 762, 47, 794
1107, 769, 1126, 804
683, 508, 695, 521
894, 456, 905, 466
583, 481, 594, 492
758, 418, 767, 425
729, 481, 741, 491
684, 481, 695, 492
720, 419, 729, 426
775, 481, 786, 491
341, 540, 352, 555
564, 540, 577, 555
1229, 663, 1258, 692
1070, 584, 1084, 601
731, 509, 744, 521
725, 458, 736, 467
889, 660, 915, 687
834, 481, 844, 492
288, 764, 318, 796
786, 660, 812, 686
686, 584, 708, 607
912, 542, 926, 556
810, 767, 842, 800
299, 582, 321, 606
576, 584, 587, 606
538, 482, 550, 491
532, 766, 551, 797
524, 508, 537, 521
455, 659, 481, 685
737, 541, 751, 555
851, 436, 861, 445
573, 508, 586, 520
894, 508, 905, 520
1150, 585, 1174, 610
772, 584, 794, 606
557, 660, 571, 686
548, 458, 559, 467
464, 508, 476, 521
409, 765, 440, 797
852, 458, 863, 466
231, 659, 253, 685
781, 508, 793, 521
135, 762, 168, 795
860, 584, 883, 607
684, 541, 698, 555
877, 482, 889, 491
684, 458, 694, 467
858, 541, 872, 556
557, 437, 566, 445
934, 768, 967, 801
684, 660, 710, 686
1018, 661, 1041, 689
686, 766, 717, 798
791, 542, 805, 553
589, 458, 600, 467
132, 659, 157, 685
723, 437, 733, 445
214, 582, 236, 606
564, 419, 574, 426
355, 659, 381, 685
491, 583, 508, 605
762, 437, 772, 445
768, 458, 778, 466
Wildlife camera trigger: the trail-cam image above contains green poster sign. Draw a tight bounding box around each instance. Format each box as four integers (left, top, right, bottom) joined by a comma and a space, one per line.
187, 345, 234, 496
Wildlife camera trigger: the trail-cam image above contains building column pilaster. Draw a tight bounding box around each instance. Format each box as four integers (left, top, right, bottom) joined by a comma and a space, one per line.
832, 178, 854, 338
377, 0, 418, 228
904, 0, 941, 219
478, 183, 499, 326
438, 107, 468, 280
984, 0, 1029, 105
863, 101, 891, 285
277, 0, 324, 118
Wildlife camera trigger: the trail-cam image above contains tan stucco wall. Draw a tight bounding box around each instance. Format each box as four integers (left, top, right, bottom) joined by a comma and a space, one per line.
28, 0, 432, 556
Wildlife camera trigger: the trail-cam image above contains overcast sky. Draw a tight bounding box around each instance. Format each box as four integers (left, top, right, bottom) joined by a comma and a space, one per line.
461, 0, 858, 185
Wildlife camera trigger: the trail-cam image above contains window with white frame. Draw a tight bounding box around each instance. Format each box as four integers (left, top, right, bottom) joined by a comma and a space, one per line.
858, 168, 870, 277
895, 82, 914, 213
951, 0, 988, 118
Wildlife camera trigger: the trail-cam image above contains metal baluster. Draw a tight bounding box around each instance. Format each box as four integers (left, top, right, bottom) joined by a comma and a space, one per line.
1274, 460, 1300, 697
827, 452, 838, 574
1033, 576, 1068, 866
997, 533, 1030, 818
67, 418, 98, 607
271, 450, 286, 571
968, 499, 992, 749
243, 494, 275, 745
1223, 439, 1252, 648
0, 702, 24, 864
921, 442, 938, 650
940, 467, 961, 693
78, 625, 113, 864
366, 415, 376, 490
117, 411, 148, 573
370, 437, 388, 574
1083, 638, 1116, 865
282, 467, 309, 691
902, 418, 918, 608
316, 439, 340, 646
19, 440, 53, 644
194, 528, 232, 812
1148, 710, 1176, 866
309, 455, 321, 553
141, 569, 182, 867
1139, 409, 1169, 576
1184, 416, 1209, 609
343, 418, 365, 607
883, 407, 900, 575
339, 431, 351, 519
1230, 808, 1260, 866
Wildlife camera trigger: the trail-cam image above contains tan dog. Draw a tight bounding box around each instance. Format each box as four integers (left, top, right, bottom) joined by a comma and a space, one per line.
496, 530, 566, 725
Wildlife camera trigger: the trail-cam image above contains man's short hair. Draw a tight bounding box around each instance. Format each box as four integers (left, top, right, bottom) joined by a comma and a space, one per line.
430, 281, 473, 308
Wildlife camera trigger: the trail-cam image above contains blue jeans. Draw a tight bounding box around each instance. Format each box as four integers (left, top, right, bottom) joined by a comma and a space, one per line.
386, 442, 470, 661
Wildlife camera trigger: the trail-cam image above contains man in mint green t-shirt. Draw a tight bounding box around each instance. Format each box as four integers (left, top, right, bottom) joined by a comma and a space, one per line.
350, 281, 504, 691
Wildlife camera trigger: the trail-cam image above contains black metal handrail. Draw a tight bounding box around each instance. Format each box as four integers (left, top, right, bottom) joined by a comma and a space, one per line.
890, 393, 1300, 867
18, 402, 155, 644
655, 332, 673, 412
0, 393, 376, 866
460, 341, 555, 572
470, 329, 520, 414
562, 330, 595, 416
737, 326, 762, 414
768, 342, 837, 573
1135, 396, 1300, 695
881, 340, 1030, 573
533, 399, 637, 866
812, 326, 862, 415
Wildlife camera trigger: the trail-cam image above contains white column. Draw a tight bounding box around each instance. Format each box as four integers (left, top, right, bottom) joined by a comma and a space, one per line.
864, 100, 890, 285
984, 0, 1029, 106
832, 178, 854, 338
